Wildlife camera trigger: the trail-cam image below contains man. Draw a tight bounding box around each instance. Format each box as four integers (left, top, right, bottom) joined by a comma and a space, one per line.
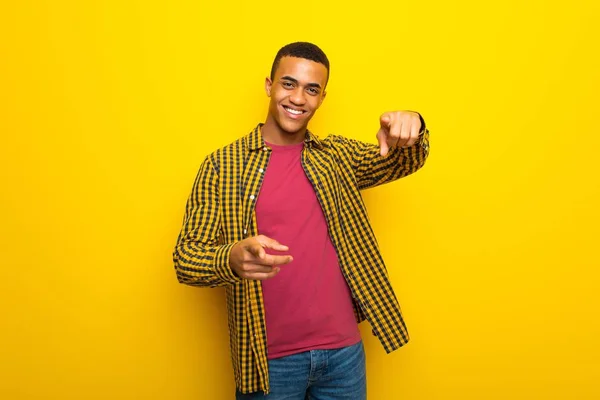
172, 41, 430, 399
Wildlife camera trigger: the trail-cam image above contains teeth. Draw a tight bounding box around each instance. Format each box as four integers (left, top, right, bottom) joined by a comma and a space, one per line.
284, 106, 303, 115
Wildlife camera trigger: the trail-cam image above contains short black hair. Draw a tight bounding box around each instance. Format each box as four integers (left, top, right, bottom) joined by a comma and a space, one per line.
270, 41, 330, 86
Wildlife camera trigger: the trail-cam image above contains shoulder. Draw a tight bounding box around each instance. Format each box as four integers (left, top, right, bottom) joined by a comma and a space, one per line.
202, 131, 252, 172
208, 136, 245, 159
318, 133, 372, 153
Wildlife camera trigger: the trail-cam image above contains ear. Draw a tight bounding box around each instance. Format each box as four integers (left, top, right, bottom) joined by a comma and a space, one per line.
265, 77, 273, 97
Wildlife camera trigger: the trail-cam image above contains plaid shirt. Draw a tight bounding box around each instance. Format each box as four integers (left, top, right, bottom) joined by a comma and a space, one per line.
173, 122, 430, 394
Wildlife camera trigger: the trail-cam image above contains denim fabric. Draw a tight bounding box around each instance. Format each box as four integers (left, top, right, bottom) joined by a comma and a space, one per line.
235, 340, 366, 400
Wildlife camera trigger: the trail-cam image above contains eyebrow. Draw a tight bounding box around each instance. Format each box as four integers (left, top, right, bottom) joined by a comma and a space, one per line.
280, 75, 322, 89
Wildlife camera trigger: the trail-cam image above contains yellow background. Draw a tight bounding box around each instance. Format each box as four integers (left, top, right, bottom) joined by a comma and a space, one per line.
1, 1, 599, 399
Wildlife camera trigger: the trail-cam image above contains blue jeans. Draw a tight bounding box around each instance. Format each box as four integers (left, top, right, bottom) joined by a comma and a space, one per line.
235, 340, 366, 399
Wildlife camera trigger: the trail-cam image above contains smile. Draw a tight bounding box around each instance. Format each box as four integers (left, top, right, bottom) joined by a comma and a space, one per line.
283, 105, 306, 117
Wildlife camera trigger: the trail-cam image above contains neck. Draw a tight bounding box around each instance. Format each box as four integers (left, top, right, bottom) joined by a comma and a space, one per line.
261, 114, 306, 146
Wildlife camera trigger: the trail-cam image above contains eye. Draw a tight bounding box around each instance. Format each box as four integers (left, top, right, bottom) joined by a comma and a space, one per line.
307, 87, 319, 95
282, 81, 294, 88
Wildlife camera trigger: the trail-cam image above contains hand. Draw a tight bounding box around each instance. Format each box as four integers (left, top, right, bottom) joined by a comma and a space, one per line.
376, 111, 422, 156
229, 235, 293, 280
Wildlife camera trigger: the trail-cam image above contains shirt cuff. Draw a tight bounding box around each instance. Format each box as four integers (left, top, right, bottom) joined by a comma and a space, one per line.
214, 243, 243, 285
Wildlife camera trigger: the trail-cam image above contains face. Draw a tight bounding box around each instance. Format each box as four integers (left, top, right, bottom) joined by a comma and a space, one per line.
265, 56, 328, 135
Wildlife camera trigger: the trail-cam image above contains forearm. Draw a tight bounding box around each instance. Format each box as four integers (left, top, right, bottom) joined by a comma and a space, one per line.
357, 128, 429, 190
172, 155, 242, 288
173, 239, 241, 288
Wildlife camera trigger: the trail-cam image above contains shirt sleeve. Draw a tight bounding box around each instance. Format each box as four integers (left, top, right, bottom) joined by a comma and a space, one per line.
333, 124, 430, 191
172, 155, 243, 287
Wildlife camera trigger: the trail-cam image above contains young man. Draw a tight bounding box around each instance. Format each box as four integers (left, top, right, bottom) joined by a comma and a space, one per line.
172, 41, 430, 399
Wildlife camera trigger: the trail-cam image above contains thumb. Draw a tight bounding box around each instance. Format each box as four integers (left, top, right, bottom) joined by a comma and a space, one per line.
256, 235, 289, 252
246, 242, 266, 260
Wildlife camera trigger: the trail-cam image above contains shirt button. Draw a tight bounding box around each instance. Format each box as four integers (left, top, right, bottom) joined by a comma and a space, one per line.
263, 147, 268, 151
249, 195, 255, 200
259, 168, 264, 173
243, 229, 247, 234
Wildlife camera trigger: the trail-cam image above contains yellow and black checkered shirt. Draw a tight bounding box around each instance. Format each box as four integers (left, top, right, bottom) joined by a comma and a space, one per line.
173, 122, 430, 394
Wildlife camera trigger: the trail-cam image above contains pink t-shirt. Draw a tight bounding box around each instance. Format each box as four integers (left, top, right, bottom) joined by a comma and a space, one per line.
256, 140, 361, 360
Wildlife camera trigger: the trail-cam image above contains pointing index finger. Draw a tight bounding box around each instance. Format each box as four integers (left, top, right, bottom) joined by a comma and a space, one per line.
255, 253, 294, 266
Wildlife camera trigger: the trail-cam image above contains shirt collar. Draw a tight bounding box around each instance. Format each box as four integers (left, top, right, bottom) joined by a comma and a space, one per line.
246, 123, 323, 151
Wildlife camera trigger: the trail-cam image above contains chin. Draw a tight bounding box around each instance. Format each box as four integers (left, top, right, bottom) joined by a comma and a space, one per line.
277, 118, 306, 134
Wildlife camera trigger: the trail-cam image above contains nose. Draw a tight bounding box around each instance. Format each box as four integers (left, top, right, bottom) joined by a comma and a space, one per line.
289, 87, 306, 106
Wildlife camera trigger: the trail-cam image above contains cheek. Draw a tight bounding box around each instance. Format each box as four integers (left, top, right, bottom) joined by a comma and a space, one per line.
309, 97, 322, 110
269, 92, 280, 107
274, 90, 288, 103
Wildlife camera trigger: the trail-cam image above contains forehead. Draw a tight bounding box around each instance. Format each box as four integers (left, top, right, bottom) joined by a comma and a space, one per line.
274, 56, 328, 86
